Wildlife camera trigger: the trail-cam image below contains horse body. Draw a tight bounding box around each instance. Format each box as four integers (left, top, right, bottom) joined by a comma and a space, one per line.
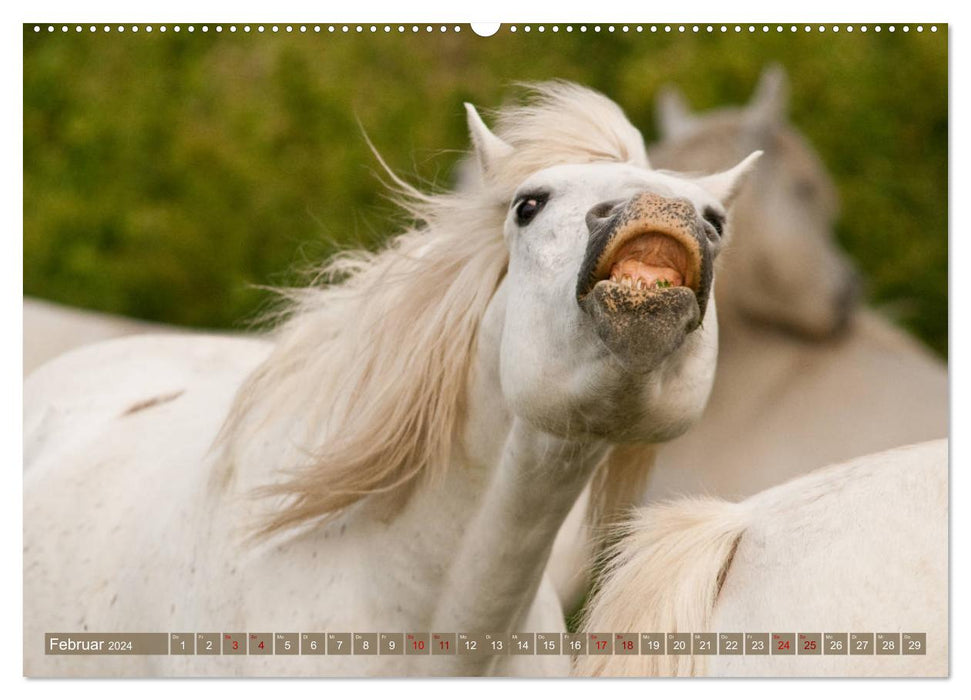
707, 439, 947, 677
24, 331, 573, 678
577, 439, 948, 677
24, 83, 760, 677
22, 297, 177, 376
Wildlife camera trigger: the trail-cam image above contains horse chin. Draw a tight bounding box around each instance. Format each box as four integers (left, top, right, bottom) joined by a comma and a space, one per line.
581, 282, 701, 373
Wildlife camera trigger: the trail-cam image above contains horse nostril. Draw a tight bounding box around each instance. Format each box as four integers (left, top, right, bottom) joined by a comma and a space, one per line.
585, 199, 624, 234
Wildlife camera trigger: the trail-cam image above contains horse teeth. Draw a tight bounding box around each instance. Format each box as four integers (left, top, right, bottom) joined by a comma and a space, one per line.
635, 279, 645, 291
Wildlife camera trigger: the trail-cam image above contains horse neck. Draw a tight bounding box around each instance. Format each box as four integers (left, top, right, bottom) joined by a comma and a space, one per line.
714, 301, 809, 380
711, 297, 866, 419
416, 431, 605, 674
418, 295, 608, 673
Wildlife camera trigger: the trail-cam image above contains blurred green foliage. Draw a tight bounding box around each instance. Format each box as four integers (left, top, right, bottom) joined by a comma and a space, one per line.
24, 25, 947, 355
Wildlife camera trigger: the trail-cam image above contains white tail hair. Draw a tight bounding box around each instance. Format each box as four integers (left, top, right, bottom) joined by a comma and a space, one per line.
577, 498, 750, 676
214, 81, 656, 536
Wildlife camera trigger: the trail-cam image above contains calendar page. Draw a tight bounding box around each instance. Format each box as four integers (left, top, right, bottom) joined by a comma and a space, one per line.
22, 19, 948, 679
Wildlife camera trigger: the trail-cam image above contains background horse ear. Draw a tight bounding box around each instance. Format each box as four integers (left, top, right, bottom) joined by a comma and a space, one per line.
655, 85, 697, 141
747, 63, 789, 129
695, 150, 763, 208
464, 103, 514, 177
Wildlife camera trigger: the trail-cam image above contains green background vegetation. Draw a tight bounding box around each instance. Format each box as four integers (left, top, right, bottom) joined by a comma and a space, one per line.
24, 24, 948, 355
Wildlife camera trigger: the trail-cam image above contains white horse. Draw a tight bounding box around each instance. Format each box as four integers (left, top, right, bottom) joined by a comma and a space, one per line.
547, 66, 948, 610
24, 82, 761, 677
576, 438, 947, 677
23, 297, 183, 376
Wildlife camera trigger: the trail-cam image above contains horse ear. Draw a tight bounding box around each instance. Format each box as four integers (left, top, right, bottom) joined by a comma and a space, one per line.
747, 63, 789, 127
464, 103, 513, 176
655, 86, 696, 140
696, 150, 763, 207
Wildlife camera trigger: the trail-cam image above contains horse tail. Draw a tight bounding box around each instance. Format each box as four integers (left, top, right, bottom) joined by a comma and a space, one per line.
576, 497, 750, 677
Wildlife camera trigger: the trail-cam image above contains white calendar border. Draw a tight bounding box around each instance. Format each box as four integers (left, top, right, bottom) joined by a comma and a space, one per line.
4, 1, 964, 698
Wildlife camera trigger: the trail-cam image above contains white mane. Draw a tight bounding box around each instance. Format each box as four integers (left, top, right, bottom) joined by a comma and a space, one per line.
490, 81, 650, 181
216, 81, 654, 535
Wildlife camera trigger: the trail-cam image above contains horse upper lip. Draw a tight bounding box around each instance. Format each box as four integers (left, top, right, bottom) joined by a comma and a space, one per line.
578, 224, 702, 301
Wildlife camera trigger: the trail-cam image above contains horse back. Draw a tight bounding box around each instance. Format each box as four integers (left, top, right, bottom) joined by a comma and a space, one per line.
23, 334, 272, 675
709, 439, 948, 676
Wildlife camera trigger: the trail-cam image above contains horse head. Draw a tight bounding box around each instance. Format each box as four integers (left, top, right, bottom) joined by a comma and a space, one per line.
652, 65, 859, 340
467, 92, 760, 442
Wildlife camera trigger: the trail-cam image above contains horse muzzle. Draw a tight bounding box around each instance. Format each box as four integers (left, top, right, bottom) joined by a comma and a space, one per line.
576, 192, 715, 371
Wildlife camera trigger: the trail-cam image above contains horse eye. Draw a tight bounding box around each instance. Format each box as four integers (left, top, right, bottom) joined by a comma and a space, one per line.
514, 194, 548, 226
703, 207, 725, 239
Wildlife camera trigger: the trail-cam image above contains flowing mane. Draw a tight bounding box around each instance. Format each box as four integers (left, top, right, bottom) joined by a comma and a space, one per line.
217, 81, 654, 535
490, 81, 649, 181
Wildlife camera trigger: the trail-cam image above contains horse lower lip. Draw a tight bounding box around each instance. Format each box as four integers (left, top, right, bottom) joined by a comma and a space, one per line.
597, 278, 693, 300
579, 281, 703, 372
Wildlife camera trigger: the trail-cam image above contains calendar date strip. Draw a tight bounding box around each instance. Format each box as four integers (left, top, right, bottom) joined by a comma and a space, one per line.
45, 632, 927, 656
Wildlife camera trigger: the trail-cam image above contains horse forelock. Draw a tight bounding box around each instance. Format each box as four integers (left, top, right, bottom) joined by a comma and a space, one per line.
489, 81, 650, 185
216, 81, 651, 536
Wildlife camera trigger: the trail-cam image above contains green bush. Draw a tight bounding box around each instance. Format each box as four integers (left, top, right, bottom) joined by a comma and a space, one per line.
24, 25, 947, 356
